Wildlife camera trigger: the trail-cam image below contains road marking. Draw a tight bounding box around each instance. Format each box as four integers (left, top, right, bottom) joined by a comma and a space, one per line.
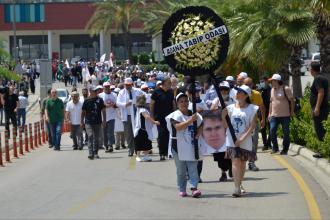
128, 156, 136, 170
67, 186, 112, 215
273, 155, 322, 220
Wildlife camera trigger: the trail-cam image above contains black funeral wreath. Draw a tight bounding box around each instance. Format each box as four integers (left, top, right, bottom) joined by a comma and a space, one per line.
162, 6, 229, 76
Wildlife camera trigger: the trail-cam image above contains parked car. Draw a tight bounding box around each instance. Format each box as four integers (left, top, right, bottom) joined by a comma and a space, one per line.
307, 52, 320, 71
56, 89, 71, 105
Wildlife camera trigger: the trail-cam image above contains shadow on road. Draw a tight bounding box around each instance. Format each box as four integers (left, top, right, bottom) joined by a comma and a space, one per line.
258, 168, 287, 172
243, 191, 288, 198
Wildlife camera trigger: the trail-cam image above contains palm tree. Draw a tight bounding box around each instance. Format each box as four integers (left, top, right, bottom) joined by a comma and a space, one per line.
142, 0, 211, 34
86, 0, 146, 61
223, 0, 315, 97
311, 0, 330, 81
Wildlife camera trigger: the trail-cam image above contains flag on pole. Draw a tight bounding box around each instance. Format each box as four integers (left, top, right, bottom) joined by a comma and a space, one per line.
100, 53, 106, 63
109, 52, 114, 67
65, 59, 70, 67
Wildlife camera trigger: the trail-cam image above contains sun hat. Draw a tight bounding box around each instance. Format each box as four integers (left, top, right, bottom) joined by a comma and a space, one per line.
235, 85, 251, 96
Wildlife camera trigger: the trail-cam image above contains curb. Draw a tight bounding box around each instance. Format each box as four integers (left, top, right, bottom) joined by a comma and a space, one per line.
288, 141, 330, 177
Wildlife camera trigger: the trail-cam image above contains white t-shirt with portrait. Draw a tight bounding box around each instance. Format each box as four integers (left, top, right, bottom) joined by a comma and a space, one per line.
226, 103, 259, 151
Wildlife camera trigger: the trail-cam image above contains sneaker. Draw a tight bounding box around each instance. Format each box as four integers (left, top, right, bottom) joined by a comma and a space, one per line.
240, 185, 246, 194
160, 156, 166, 161
219, 172, 227, 182
280, 150, 288, 155
143, 155, 152, 162
179, 192, 187, 197
136, 157, 142, 162
228, 168, 233, 178
248, 163, 259, 171
191, 188, 201, 198
109, 147, 114, 152
232, 188, 241, 198
105, 149, 111, 153
271, 150, 279, 154
88, 155, 94, 160
262, 146, 269, 151
49, 145, 53, 148
78, 147, 83, 150
313, 153, 323, 158
94, 155, 100, 159
115, 146, 120, 150
121, 145, 127, 149
73, 147, 78, 150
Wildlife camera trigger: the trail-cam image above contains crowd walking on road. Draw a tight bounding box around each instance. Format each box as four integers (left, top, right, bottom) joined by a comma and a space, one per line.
38, 60, 329, 199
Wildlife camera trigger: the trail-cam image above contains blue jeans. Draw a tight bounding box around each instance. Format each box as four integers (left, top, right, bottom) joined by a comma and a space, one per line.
72, 76, 77, 87
50, 121, 62, 150
270, 117, 290, 152
104, 120, 115, 147
17, 108, 26, 126
46, 121, 53, 146
172, 150, 199, 192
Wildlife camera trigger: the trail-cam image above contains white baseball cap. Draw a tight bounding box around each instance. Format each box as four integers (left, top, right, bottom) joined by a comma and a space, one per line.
219, 81, 230, 89
226, 76, 235, 81
114, 88, 120, 93
269, 73, 282, 81
103, 82, 110, 87
124, 77, 133, 85
175, 92, 188, 102
235, 85, 251, 96
156, 80, 162, 86
238, 72, 248, 79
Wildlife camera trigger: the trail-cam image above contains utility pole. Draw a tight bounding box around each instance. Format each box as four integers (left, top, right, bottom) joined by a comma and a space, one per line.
12, 1, 18, 63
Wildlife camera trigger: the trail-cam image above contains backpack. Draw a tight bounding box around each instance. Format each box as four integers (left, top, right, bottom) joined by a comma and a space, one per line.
283, 86, 301, 114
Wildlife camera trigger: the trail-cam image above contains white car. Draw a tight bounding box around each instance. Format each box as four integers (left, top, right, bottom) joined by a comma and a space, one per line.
57, 89, 71, 105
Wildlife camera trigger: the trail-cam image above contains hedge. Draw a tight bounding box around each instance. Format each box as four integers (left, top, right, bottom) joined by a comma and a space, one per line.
0, 66, 21, 81
286, 85, 330, 161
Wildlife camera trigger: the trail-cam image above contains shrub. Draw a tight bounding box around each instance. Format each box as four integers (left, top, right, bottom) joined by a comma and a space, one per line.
286, 85, 330, 161
138, 53, 151, 65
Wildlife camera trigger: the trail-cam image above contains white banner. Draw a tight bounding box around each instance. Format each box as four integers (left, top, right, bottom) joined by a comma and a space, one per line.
163, 25, 227, 56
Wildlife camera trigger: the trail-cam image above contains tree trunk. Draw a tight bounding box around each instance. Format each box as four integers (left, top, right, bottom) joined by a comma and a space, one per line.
123, 31, 132, 64
316, 16, 330, 91
279, 62, 290, 86
290, 45, 303, 98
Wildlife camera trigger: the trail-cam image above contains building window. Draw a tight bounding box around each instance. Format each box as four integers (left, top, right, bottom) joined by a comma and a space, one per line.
60, 35, 99, 61
10, 35, 48, 61
111, 33, 152, 60
4, 4, 45, 23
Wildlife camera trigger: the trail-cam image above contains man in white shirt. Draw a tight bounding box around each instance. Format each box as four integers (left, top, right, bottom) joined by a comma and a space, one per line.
65, 91, 83, 150
99, 82, 117, 152
17, 91, 29, 127
116, 78, 142, 157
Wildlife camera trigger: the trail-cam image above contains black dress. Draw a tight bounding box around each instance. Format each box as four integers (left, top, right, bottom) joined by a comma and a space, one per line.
134, 113, 152, 151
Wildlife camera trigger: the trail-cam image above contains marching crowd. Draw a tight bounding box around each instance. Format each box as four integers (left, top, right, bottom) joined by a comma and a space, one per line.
39, 61, 328, 198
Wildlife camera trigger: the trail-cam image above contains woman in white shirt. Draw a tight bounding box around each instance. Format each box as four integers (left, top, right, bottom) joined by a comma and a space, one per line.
222, 85, 258, 197
166, 93, 203, 198
134, 95, 159, 162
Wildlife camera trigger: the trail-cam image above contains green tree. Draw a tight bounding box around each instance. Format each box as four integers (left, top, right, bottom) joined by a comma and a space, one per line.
86, 0, 146, 62
311, 0, 330, 82
223, 0, 315, 97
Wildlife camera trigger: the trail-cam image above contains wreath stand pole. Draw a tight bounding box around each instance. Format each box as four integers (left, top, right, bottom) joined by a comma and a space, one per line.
190, 75, 199, 160
210, 74, 237, 143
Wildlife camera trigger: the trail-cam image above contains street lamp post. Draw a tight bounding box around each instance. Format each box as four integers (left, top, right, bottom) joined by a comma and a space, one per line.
12, 1, 18, 63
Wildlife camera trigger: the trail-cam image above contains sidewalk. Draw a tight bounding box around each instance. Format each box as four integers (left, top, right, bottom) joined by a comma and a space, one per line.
0, 79, 41, 151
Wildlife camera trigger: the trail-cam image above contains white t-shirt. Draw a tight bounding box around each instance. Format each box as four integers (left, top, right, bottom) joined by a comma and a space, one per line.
99, 92, 117, 121
133, 108, 154, 141
212, 96, 235, 108
226, 104, 259, 151
188, 100, 208, 112
166, 110, 203, 161
65, 100, 83, 125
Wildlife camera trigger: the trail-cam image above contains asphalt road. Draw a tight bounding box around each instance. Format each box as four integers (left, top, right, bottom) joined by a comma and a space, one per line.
0, 79, 329, 220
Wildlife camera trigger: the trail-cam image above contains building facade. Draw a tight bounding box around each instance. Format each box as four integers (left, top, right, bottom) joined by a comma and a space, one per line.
0, 1, 152, 61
